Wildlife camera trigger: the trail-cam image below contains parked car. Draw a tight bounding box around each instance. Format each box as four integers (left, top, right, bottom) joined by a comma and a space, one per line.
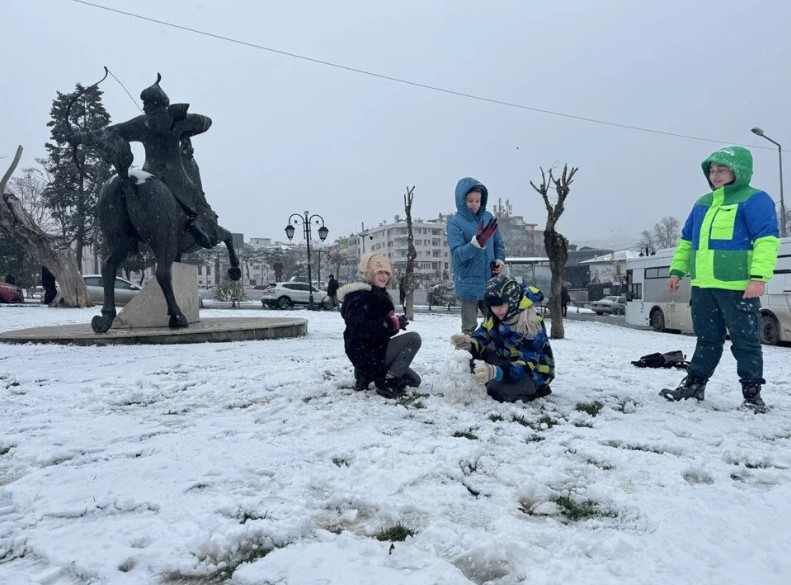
83, 275, 142, 306
0, 280, 24, 303
590, 295, 626, 315
427, 282, 457, 309
261, 282, 331, 309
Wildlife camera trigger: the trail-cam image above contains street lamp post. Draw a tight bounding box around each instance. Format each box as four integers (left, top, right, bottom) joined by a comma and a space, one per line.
285, 211, 329, 309
751, 127, 786, 237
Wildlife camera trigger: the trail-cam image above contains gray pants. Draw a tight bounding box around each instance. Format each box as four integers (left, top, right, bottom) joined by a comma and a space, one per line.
385, 331, 422, 385
460, 300, 486, 335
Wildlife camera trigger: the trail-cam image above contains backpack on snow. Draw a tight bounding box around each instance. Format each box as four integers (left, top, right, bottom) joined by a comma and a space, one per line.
631, 350, 688, 370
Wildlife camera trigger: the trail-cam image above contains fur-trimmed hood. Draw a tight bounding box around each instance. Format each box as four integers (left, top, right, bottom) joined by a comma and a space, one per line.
337, 281, 371, 302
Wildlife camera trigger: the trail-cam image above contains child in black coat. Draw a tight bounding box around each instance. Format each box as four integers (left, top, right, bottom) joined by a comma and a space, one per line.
338, 253, 421, 398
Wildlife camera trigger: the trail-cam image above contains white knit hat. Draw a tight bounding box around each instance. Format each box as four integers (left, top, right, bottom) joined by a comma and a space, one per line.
359, 253, 393, 283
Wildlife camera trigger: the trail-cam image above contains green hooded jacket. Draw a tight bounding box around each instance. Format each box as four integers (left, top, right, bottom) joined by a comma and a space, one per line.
669, 146, 779, 290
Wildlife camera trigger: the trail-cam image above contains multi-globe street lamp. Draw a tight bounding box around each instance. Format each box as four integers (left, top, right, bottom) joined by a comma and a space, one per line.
285, 211, 328, 309
751, 127, 786, 237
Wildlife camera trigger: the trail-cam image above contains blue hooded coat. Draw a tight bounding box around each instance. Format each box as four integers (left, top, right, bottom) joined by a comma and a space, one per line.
447, 177, 506, 300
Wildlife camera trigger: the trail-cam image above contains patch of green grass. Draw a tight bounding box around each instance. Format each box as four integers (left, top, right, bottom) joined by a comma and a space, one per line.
162, 542, 275, 584
0, 445, 13, 456
5, 381, 20, 388
512, 415, 532, 428
553, 496, 617, 522
525, 434, 545, 443
488, 413, 504, 422
397, 392, 429, 409
573, 421, 593, 428
537, 415, 559, 428
238, 510, 268, 524
224, 401, 254, 410
452, 430, 478, 440
575, 400, 604, 417
332, 457, 350, 468
585, 458, 614, 471
375, 523, 416, 542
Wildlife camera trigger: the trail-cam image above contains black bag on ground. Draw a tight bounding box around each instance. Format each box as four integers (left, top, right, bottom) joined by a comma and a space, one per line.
631, 350, 687, 369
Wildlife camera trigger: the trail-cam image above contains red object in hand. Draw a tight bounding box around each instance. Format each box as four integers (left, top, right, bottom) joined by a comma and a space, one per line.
476, 218, 498, 247
387, 310, 400, 332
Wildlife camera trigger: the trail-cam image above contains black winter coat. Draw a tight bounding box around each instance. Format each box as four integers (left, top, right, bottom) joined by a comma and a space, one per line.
338, 282, 397, 380
327, 277, 339, 297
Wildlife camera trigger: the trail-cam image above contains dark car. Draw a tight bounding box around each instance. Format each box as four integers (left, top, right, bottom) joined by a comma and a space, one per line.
427, 283, 457, 309
0, 280, 24, 303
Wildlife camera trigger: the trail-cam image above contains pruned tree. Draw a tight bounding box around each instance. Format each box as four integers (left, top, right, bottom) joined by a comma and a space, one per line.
639, 216, 681, 252
530, 164, 578, 339
1, 146, 90, 307
403, 186, 417, 320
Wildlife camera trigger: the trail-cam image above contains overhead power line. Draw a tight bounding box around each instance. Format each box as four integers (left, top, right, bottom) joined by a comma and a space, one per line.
72, 0, 777, 151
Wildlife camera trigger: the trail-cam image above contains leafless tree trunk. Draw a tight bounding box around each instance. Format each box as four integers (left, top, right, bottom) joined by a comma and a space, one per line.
403, 186, 417, 320
1, 146, 90, 307
530, 164, 578, 339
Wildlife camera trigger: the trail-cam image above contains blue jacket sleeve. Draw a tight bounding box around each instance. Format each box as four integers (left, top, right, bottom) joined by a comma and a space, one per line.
448, 218, 480, 265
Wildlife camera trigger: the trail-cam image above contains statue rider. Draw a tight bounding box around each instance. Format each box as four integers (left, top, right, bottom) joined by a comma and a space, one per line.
71, 75, 214, 248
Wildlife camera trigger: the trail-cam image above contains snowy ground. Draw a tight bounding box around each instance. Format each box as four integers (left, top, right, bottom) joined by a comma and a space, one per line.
1, 305, 789, 585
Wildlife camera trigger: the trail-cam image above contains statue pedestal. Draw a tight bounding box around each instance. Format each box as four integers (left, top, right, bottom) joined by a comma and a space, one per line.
113, 262, 199, 329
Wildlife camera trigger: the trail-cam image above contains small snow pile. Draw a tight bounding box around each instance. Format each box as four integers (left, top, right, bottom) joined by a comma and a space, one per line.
437, 349, 487, 403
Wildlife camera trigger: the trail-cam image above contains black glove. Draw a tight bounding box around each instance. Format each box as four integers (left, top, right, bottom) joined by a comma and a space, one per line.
397, 314, 409, 330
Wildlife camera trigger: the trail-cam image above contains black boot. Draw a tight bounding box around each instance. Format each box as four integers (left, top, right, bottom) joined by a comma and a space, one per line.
741, 384, 767, 414
659, 375, 707, 402
375, 377, 407, 399
353, 369, 371, 391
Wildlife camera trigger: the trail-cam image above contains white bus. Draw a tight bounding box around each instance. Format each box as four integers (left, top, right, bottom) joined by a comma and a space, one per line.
625, 237, 791, 345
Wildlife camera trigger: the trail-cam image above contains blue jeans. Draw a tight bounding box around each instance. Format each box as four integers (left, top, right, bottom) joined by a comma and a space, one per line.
688, 287, 764, 386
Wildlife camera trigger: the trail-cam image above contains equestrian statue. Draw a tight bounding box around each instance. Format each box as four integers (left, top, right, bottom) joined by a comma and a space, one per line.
68, 72, 241, 333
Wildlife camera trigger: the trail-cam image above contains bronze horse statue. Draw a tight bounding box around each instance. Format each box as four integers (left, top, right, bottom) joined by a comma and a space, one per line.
68, 73, 240, 333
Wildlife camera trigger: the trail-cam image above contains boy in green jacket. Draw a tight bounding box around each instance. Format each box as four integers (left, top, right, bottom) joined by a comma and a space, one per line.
661, 146, 779, 413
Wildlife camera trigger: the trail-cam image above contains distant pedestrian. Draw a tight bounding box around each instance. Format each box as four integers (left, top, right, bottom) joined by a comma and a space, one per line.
661, 146, 779, 413
326, 273, 339, 310
561, 285, 570, 317
41, 266, 58, 304
3, 273, 15, 285
447, 177, 506, 335
398, 274, 406, 311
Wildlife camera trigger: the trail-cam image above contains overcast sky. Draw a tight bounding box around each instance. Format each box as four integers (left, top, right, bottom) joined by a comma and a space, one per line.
3, 0, 790, 250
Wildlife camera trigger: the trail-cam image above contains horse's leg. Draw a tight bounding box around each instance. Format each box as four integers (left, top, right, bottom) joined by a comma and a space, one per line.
219, 226, 242, 281
92, 180, 133, 333
154, 259, 188, 328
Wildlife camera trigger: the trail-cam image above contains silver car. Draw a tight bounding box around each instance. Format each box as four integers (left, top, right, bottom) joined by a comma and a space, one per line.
83, 275, 142, 306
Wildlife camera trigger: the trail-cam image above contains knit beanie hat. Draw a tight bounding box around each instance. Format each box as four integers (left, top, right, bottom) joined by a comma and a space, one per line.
484, 275, 525, 320
359, 253, 393, 283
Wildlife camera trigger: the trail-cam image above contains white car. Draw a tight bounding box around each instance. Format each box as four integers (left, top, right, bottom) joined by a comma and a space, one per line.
261, 282, 331, 309
83, 275, 142, 306
590, 295, 626, 315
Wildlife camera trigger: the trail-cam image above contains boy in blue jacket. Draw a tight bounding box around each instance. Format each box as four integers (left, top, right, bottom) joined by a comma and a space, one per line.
451, 275, 555, 403
447, 177, 506, 334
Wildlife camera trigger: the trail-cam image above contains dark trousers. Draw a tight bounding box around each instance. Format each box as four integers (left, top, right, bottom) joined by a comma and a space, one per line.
480, 348, 539, 403
688, 287, 764, 386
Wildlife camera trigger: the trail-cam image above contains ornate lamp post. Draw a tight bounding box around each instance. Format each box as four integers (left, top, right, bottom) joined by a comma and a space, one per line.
285, 211, 329, 309
751, 127, 786, 237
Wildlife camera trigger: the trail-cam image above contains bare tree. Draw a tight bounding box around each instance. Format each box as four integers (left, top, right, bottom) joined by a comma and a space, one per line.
530, 164, 578, 339
403, 186, 417, 320
1, 146, 90, 307
639, 216, 681, 251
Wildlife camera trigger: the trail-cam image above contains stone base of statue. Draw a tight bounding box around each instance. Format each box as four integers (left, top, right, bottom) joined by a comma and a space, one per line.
113, 262, 199, 328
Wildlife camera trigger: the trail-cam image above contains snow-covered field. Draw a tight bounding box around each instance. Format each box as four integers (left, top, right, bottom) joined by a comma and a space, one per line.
1, 305, 789, 585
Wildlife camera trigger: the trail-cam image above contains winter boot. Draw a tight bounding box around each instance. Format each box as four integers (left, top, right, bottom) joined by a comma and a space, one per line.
659, 375, 707, 402
375, 377, 407, 399
354, 368, 372, 391
741, 384, 767, 414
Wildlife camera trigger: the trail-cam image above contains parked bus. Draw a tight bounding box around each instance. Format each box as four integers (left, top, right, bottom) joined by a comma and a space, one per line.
625, 237, 791, 345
